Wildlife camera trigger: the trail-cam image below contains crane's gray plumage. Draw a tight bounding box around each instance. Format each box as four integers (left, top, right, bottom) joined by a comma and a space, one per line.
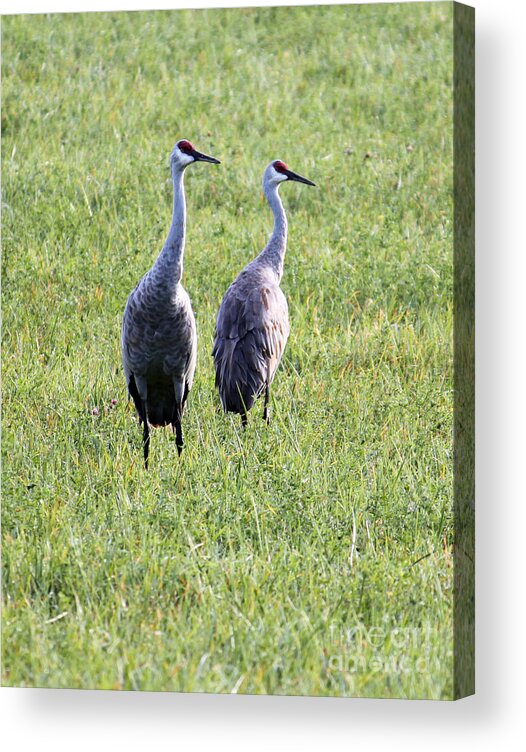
122, 139, 220, 467
213, 159, 315, 425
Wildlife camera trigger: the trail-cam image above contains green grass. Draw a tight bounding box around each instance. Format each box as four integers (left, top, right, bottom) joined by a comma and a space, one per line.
1, 3, 454, 698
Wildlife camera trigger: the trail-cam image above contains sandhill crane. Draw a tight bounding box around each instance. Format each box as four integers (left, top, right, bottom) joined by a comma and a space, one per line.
213, 160, 315, 427
122, 139, 220, 467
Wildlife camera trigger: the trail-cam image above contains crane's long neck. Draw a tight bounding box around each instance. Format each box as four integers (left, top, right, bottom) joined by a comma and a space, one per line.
258, 182, 288, 281
155, 166, 186, 285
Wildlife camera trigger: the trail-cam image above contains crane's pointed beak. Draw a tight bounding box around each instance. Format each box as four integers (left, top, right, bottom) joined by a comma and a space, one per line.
191, 149, 221, 164
283, 168, 316, 186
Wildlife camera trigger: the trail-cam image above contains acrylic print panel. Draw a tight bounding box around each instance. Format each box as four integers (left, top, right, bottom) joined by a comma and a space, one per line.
1, 2, 474, 699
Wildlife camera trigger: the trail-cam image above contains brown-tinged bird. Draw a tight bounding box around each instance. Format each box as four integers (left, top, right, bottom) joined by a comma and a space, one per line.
213, 160, 315, 426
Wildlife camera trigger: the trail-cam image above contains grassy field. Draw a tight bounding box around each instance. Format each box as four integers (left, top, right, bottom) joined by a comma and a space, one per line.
2, 3, 455, 698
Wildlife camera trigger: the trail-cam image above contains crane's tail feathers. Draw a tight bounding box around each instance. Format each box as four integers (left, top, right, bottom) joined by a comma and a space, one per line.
213, 333, 266, 415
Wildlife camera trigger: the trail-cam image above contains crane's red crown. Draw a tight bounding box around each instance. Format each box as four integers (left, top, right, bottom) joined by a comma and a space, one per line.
178, 140, 194, 154
273, 160, 289, 174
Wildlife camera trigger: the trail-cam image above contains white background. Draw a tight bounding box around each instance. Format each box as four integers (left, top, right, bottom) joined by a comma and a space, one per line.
1, 0, 525, 749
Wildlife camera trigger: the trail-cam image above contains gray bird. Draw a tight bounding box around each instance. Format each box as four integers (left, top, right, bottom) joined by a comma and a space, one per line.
122, 139, 220, 467
213, 159, 315, 427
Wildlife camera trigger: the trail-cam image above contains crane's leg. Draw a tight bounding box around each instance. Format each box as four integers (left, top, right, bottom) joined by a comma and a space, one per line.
171, 380, 187, 456
172, 403, 184, 456
235, 384, 249, 429
129, 374, 150, 469
142, 411, 150, 469
263, 383, 270, 425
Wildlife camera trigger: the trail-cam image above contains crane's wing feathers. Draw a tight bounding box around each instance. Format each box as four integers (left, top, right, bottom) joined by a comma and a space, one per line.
122, 282, 197, 426
213, 279, 290, 414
